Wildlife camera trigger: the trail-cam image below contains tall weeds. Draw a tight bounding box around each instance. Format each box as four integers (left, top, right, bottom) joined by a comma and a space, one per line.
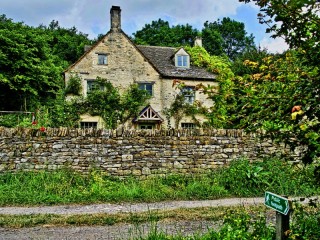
0, 158, 318, 206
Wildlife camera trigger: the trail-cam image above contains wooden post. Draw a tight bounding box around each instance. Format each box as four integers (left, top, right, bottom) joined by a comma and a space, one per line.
276, 211, 290, 240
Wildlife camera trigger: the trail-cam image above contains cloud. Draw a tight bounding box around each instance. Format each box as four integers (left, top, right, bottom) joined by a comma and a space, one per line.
260, 36, 289, 53
0, 0, 272, 45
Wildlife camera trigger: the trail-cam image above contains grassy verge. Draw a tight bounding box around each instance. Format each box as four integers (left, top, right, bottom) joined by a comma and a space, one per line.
0, 205, 267, 228
0, 158, 318, 206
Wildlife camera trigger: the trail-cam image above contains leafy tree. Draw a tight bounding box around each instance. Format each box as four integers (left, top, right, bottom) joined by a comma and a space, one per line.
132, 19, 199, 47
0, 15, 62, 111
237, 0, 320, 165
39, 20, 93, 66
202, 17, 256, 60
232, 47, 272, 76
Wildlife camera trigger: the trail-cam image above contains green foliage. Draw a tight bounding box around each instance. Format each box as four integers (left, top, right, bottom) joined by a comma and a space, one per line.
0, 114, 30, 127
238, 0, 320, 165
164, 87, 208, 129
0, 158, 318, 206
133, 19, 199, 47
230, 50, 320, 164
0, 15, 63, 111
0, 15, 91, 113
240, 0, 320, 64
42, 20, 93, 65
65, 74, 82, 95
216, 158, 317, 196
289, 200, 320, 240
71, 78, 151, 129
85, 77, 121, 128
120, 83, 152, 123
184, 46, 235, 128
202, 17, 256, 60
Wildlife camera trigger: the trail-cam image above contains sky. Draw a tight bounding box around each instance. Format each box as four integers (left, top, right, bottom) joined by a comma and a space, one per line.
0, 0, 288, 53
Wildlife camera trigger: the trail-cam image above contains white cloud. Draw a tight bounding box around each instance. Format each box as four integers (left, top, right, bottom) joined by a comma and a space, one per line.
260, 36, 289, 53
0, 0, 265, 40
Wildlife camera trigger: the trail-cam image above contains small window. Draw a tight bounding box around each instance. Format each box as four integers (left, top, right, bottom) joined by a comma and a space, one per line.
98, 54, 107, 65
80, 122, 97, 129
177, 55, 189, 67
87, 80, 103, 92
140, 124, 154, 130
138, 83, 153, 96
181, 86, 195, 104
181, 123, 196, 129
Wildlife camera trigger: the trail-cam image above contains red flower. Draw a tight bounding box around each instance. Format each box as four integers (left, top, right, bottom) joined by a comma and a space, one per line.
40, 126, 46, 132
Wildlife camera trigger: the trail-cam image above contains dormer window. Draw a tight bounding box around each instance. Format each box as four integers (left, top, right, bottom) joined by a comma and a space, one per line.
177, 55, 188, 67
175, 48, 190, 68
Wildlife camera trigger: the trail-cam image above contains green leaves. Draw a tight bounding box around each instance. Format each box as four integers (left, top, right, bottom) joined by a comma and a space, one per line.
202, 17, 256, 60
132, 19, 199, 47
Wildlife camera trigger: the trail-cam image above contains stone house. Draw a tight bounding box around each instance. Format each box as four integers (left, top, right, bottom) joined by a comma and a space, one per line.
64, 6, 217, 129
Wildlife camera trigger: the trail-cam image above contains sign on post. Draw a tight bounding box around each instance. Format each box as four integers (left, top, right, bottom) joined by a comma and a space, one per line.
265, 191, 290, 215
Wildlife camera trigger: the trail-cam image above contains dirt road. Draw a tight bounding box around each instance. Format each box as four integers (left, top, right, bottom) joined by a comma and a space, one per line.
1, 196, 313, 239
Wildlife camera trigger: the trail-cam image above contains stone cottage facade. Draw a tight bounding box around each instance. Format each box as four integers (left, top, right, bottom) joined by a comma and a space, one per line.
64, 6, 218, 129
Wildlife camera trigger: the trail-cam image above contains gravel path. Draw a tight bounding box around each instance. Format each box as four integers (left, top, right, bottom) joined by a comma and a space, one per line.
0, 196, 317, 239
0, 197, 265, 215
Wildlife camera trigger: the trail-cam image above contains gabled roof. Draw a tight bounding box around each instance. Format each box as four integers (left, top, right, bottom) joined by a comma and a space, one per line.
133, 105, 163, 122
137, 45, 217, 80
64, 30, 216, 81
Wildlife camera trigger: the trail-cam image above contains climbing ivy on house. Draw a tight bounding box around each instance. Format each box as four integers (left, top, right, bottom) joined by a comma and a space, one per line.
185, 46, 236, 128
68, 77, 151, 129
65, 74, 82, 96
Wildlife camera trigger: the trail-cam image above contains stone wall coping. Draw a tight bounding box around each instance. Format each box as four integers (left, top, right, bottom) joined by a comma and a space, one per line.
0, 127, 259, 138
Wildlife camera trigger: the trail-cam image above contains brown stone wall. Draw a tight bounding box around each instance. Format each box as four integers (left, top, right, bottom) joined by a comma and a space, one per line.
0, 127, 297, 176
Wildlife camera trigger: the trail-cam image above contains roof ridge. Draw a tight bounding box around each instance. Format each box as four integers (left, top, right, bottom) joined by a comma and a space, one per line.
137, 45, 177, 50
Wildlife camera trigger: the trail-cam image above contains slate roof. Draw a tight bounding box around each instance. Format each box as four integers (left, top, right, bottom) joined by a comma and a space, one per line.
137, 45, 216, 80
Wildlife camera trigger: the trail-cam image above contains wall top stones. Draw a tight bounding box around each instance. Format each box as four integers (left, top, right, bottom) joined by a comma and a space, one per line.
0, 127, 257, 139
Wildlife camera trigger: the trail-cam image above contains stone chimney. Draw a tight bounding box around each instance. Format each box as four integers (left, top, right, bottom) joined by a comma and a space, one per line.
110, 6, 121, 32
194, 37, 202, 47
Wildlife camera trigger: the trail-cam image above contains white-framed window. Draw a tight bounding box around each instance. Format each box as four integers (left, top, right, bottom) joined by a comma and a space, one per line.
138, 83, 153, 96
86, 80, 103, 93
80, 122, 97, 129
181, 123, 196, 129
98, 54, 108, 65
177, 55, 189, 67
181, 86, 195, 104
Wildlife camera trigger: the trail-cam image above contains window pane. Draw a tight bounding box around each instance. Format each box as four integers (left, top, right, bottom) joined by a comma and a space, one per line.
140, 125, 153, 129
98, 54, 107, 65
181, 123, 196, 129
181, 87, 195, 104
80, 122, 97, 129
87, 80, 103, 92
177, 55, 188, 67
138, 83, 153, 96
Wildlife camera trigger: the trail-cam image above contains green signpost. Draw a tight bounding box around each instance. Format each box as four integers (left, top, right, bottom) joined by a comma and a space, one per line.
265, 191, 291, 240
265, 191, 290, 215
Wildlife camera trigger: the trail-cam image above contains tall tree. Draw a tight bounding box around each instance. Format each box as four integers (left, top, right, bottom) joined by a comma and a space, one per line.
0, 15, 62, 111
40, 20, 93, 66
202, 17, 256, 60
237, 0, 320, 165
132, 19, 199, 47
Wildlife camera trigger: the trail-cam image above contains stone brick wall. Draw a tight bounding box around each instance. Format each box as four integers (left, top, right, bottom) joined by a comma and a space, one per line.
0, 127, 297, 176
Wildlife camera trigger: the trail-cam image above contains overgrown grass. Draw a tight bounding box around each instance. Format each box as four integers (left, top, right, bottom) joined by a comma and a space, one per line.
135, 201, 320, 240
0, 158, 318, 206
